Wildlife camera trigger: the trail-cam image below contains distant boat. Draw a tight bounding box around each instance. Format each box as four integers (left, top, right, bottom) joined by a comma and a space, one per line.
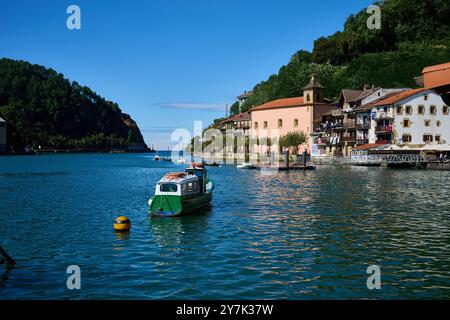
148, 163, 214, 217
154, 155, 161, 161
236, 162, 256, 169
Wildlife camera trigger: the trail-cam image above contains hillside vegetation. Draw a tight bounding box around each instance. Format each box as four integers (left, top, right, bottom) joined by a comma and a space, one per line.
0, 58, 146, 151
230, 0, 450, 115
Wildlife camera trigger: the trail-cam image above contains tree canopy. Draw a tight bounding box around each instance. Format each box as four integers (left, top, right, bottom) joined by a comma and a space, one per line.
223, 0, 450, 118
0, 58, 145, 150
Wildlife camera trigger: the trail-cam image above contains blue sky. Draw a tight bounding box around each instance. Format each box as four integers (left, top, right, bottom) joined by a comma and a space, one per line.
0, 0, 373, 148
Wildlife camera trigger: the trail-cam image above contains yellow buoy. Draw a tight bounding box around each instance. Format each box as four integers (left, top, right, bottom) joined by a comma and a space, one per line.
114, 216, 131, 231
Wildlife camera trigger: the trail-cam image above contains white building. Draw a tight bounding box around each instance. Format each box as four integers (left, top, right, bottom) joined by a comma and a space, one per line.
369, 89, 450, 146
354, 88, 410, 145
0, 117, 6, 152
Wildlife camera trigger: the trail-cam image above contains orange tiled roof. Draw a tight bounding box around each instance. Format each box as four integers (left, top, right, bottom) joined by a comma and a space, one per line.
220, 111, 250, 124
371, 88, 425, 107
353, 142, 389, 151
250, 97, 305, 112
422, 62, 450, 74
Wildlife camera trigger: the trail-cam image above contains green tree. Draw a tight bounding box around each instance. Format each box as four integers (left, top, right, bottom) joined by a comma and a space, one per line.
279, 131, 308, 150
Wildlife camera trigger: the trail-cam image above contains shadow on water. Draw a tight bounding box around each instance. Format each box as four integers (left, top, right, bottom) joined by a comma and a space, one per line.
0, 265, 15, 287
149, 205, 212, 247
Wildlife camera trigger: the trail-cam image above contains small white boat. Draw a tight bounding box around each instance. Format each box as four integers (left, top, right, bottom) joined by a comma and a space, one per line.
236, 162, 256, 169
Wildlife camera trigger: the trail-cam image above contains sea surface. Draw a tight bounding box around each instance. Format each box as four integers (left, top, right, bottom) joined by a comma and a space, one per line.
0, 153, 449, 299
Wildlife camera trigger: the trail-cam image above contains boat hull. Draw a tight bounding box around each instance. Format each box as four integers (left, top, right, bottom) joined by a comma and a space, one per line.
149, 193, 212, 217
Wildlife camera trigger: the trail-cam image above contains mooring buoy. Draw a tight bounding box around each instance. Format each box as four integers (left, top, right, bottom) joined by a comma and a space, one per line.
114, 216, 131, 232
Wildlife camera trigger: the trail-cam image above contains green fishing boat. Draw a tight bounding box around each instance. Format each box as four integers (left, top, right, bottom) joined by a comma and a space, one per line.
148, 163, 214, 217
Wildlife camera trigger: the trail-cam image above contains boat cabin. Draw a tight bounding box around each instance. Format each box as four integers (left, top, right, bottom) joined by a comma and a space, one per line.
155, 164, 208, 196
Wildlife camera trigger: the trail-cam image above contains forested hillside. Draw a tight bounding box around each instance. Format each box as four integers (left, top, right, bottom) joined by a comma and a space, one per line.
230, 0, 450, 115
0, 58, 146, 151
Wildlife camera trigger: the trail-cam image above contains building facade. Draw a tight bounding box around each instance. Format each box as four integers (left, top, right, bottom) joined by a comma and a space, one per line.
250, 75, 333, 154
372, 89, 450, 146
0, 117, 6, 153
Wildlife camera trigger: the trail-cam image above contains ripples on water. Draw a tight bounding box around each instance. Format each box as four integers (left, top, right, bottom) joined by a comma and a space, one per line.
0, 154, 449, 299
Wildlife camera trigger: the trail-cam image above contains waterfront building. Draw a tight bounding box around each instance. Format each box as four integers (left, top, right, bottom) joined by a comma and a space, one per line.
249, 75, 333, 155
354, 88, 410, 146
370, 88, 449, 146
312, 87, 378, 156
218, 111, 251, 156
0, 117, 6, 153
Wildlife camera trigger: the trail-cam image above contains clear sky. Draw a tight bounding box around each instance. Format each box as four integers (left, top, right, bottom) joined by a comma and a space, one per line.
0, 0, 374, 148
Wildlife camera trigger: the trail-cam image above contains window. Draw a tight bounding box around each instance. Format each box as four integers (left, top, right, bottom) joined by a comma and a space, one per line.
193, 181, 199, 192
405, 106, 412, 115
403, 119, 410, 127
306, 93, 310, 102
437, 120, 441, 127
396, 106, 403, 114
294, 119, 298, 128
418, 105, 425, 115
423, 135, 433, 143
424, 120, 431, 127
316, 94, 320, 101
254, 122, 258, 129
435, 135, 441, 143
402, 135, 412, 143
443, 105, 449, 115
278, 119, 283, 128
424, 94, 428, 101
263, 121, 268, 129
430, 105, 436, 115
160, 183, 178, 192
0, 122, 5, 128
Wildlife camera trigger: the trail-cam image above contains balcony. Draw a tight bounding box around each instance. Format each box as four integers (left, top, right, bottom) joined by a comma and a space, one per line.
341, 136, 356, 143
356, 138, 369, 145
375, 111, 394, 120
375, 125, 393, 133
356, 122, 370, 130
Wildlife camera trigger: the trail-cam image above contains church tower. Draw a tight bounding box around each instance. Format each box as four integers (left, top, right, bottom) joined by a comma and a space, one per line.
303, 74, 325, 104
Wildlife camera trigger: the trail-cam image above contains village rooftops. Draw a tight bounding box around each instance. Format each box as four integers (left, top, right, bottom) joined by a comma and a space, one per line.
339, 89, 364, 104
348, 87, 380, 103
422, 62, 450, 91
353, 92, 404, 111
250, 96, 330, 112
370, 88, 425, 107
219, 111, 251, 124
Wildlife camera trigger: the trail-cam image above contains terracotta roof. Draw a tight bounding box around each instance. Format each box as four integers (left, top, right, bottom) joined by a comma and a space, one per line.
220, 112, 251, 124
354, 92, 402, 111
353, 142, 389, 151
371, 88, 425, 107
422, 62, 450, 90
422, 62, 450, 74
250, 97, 305, 112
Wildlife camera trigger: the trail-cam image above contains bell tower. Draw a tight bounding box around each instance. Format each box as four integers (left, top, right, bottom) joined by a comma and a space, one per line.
303, 74, 325, 104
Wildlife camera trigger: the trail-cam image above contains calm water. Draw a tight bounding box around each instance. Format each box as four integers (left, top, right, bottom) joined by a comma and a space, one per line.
0, 153, 449, 299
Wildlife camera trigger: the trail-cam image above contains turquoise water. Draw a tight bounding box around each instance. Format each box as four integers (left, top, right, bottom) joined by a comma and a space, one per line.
0, 153, 449, 299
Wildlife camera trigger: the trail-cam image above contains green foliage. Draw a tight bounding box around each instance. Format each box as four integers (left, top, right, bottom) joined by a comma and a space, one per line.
224, 0, 450, 120
279, 131, 308, 149
0, 58, 145, 150
312, 0, 450, 65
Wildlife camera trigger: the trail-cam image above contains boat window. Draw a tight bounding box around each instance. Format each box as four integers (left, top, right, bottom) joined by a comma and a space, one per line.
187, 182, 193, 192
160, 183, 178, 192
193, 181, 199, 192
